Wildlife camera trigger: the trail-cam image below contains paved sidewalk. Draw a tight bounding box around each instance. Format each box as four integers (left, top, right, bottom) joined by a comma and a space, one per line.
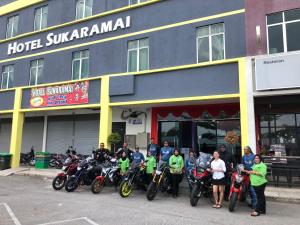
0, 167, 59, 178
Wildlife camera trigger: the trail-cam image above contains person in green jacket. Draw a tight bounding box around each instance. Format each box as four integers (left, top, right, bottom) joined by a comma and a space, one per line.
118, 151, 129, 177
169, 148, 184, 198
145, 150, 157, 185
245, 154, 267, 216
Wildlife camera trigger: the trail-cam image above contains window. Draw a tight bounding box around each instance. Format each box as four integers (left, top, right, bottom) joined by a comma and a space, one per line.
267, 8, 300, 54
129, 0, 148, 5
1, 65, 14, 89
76, 0, 93, 20
6, 15, 19, 38
197, 23, 225, 63
127, 38, 149, 72
72, 50, 89, 80
29, 59, 44, 86
34, 6, 48, 31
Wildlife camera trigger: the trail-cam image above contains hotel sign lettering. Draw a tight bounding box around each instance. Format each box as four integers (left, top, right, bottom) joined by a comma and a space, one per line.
7, 16, 131, 55
30, 81, 89, 108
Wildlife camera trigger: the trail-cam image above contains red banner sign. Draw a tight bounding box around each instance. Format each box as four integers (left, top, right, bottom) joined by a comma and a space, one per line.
30, 81, 89, 108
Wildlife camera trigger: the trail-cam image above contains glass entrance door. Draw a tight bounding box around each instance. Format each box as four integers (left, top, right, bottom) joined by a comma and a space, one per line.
196, 121, 217, 154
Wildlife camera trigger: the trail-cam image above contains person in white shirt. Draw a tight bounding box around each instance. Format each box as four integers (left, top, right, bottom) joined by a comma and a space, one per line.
209, 151, 226, 209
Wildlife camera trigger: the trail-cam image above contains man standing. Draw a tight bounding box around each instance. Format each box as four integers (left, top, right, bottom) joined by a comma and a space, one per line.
116, 142, 134, 162
147, 138, 159, 160
95, 143, 110, 163
160, 141, 174, 163
132, 145, 145, 165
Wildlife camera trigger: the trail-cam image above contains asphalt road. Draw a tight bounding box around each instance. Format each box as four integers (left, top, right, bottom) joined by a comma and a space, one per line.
0, 176, 300, 225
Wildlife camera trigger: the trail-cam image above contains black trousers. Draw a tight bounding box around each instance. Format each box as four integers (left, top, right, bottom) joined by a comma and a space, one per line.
224, 172, 231, 199
171, 173, 181, 196
253, 183, 267, 214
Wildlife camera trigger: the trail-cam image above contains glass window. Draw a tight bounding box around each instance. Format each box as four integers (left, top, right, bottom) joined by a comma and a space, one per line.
76, 0, 93, 20
72, 50, 89, 80
159, 121, 180, 147
297, 114, 300, 127
197, 23, 225, 63
34, 6, 48, 31
285, 8, 300, 21
286, 22, 300, 51
267, 12, 283, 25
268, 25, 284, 54
1, 65, 14, 89
6, 15, 19, 38
127, 38, 149, 72
129, 0, 148, 5
29, 59, 44, 86
275, 114, 296, 127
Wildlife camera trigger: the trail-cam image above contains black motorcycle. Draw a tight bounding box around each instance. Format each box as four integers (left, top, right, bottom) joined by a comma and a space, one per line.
65, 156, 101, 192
119, 162, 146, 198
20, 147, 35, 166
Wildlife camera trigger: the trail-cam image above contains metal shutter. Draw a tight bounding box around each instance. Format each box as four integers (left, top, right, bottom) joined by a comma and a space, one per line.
46, 116, 73, 154
0, 118, 12, 153
21, 117, 44, 153
74, 114, 99, 154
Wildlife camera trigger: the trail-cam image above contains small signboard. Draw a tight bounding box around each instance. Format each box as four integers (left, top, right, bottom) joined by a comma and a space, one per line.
30, 81, 89, 108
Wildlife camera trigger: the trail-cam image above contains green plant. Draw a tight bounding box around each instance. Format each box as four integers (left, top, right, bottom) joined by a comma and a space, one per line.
108, 133, 122, 153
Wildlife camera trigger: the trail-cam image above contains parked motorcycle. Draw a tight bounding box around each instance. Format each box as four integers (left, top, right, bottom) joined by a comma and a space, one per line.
52, 156, 78, 190
64, 155, 101, 192
20, 147, 35, 166
228, 164, 250, 212
91, 158, 121, 194
119, 162, 146, 198
146, 161, 171, 201
189, 152, 214, 207
49, 154, 65, 169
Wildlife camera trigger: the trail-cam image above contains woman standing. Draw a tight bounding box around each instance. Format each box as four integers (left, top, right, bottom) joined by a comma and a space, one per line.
210, 151, 226, 209
245, 154, 267, 216
169, 148, 184, 198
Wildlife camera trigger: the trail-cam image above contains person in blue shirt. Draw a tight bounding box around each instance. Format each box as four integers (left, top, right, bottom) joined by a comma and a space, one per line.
185, 150, 196, 191
160, 141, 174, 163
147, 138, 158, 159
242, 146, 257, 210
132, 145, 145, 165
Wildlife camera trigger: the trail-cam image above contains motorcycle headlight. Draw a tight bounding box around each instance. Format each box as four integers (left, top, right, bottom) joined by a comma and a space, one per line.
77, 167, 82, 171
62, 166, 67, 170
156, 171, 162, 175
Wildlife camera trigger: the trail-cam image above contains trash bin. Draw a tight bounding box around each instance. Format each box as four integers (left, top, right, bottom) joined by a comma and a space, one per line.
35, 152, 50, 169
0, 153, 12, 170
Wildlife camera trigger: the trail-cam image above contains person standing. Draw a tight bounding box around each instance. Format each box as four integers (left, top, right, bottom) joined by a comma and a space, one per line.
145, 150, 156, 185
169, 149, 184, 198
132, 145, 145, 165
95, 143, 110, 163
185, 150, 196, 191
210, 151, 226, 209
116, 142, 134, 162
147, 138, 159, 160
160, 141, 174, 163
245, 154, 267, 216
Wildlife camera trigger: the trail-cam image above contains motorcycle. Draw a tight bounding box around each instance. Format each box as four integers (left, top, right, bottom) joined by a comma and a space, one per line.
146, 161, 171, 201
65, 156, 101, 192
20, 147, 35, 166
49, 153, 65, 169
119, 162, 146, 198
52, 156, 78, 190
228, 164, 250, 212
91, 158, 121, 194
189, 152, 214, 207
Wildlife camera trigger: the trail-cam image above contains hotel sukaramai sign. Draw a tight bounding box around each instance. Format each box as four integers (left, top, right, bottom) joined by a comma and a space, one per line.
30, 81, 89, 108
7, 16, 131, 55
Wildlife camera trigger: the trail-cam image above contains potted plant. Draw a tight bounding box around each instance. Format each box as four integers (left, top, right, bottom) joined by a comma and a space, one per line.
108, 133, 122, 155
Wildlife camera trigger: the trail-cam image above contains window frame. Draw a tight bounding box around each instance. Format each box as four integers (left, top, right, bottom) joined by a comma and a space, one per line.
196, 23, 226, 63
127, 38, 150, 72
6, 15, 19, 39
1, 65, 14, 90
76, 0, 93, 20
34, 5, 48, 31
266, 9, 300, 54
29, 59, 44, 86
71, 50, 90, 80
128, 0, 147, 5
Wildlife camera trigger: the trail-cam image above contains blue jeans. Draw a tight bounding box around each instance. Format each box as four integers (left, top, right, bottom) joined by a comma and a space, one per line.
249, 185, 257, 209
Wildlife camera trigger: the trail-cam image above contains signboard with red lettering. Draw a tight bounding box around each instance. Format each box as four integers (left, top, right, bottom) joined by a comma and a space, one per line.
30, 81, 89, 108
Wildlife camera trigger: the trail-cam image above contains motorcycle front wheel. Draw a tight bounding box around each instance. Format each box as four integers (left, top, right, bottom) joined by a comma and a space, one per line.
91, 179, 104, 194
65, 177, 79, 192
49, 159, 56, 168
119, 180, 133, 198
229, 192, 238, 212
146, 181, 158, 201
52, 176, 66, 190
190, 185, 200, 207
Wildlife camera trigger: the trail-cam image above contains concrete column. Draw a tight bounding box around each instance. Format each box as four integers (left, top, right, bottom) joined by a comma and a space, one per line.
42, 115, 48, 152
9, 88, 24, 168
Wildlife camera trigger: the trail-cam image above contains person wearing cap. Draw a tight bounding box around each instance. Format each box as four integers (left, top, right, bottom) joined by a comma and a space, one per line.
169, 148, 184, 198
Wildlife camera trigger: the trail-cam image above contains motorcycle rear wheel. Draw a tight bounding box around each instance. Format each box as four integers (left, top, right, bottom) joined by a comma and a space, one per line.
52, 176, 66, 190
190, 185, 200, 207
119, 180, 133, 198
91, 179, 104, 194
146, 181, 158, 201
65, 177, 79, 192
229, 192, 238, 212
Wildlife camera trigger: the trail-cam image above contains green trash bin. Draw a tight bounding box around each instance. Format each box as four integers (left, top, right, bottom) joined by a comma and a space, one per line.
35, 152, 50, 169
0, 153, 12, 170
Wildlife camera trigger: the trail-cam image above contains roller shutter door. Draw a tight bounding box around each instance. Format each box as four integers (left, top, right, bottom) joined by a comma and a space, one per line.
74, 114, 99, 154
0, 118, 12, 153
22, 117, 44, 153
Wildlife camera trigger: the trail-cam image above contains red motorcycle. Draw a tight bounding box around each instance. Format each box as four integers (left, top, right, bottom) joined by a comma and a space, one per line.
228, 164, 250, 212
52, 157, 78, 190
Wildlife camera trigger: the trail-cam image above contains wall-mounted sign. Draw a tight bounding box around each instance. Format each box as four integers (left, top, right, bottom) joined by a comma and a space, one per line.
30, 81, 89, 108
7, 16, 131, 55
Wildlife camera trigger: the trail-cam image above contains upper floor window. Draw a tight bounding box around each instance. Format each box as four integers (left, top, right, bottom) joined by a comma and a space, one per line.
267, 8, 300, 54
197, 23, 225, 63
1, 65, 14, 89
6, 15, 19, 38
129, 0, 148, 5
127, 38, 149, 72
72, 50, 89, 80
34, 6, 48, 31
29, 59, 44, 86
76, 0, 93, 20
